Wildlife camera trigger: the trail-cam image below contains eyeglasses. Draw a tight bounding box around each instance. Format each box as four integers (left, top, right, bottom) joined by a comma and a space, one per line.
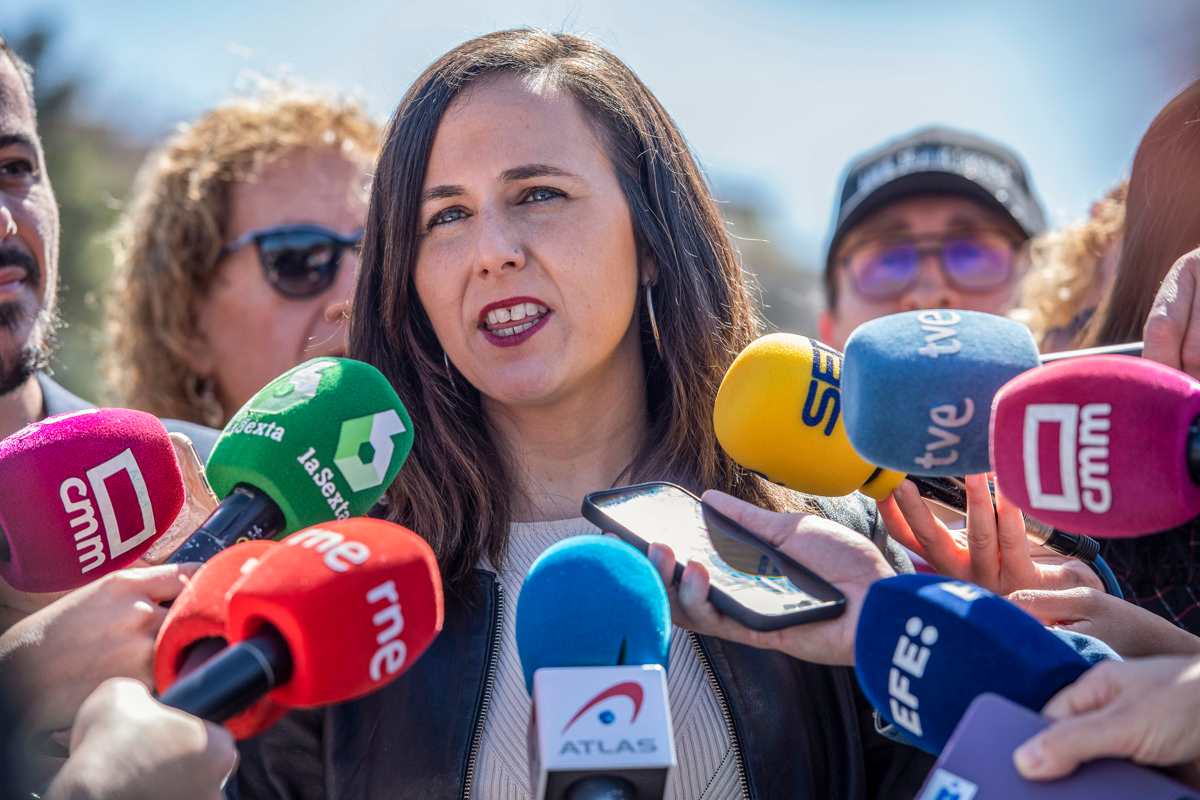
838, 230, 1020, 301
220, 224, 363, 299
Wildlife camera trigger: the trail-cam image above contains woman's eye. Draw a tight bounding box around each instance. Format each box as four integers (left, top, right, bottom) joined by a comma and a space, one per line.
428, 206, 468, 229
521, 186, 564, 204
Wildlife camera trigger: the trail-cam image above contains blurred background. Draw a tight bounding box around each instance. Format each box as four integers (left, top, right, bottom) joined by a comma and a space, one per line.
2, 0, 1198, 400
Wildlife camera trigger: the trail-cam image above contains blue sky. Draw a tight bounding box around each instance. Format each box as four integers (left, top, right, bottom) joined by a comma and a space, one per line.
4, 0, 1198, 265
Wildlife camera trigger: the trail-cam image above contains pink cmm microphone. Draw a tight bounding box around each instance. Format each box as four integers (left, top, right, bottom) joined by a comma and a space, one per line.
0, 408, 186, 592
990, 355, 1200, 537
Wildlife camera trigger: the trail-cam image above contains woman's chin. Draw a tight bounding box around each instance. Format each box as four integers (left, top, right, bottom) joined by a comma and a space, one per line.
475, 370, 565, 408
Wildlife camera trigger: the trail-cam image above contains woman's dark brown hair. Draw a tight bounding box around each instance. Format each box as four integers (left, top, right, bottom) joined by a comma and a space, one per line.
1083, 79, 1200, 348
1082, 79, 1200, 591
350, 28, 807, 586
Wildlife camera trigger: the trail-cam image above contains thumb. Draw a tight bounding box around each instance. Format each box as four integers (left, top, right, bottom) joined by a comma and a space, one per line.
1013, 709, 1130, 780
701, 490, 802, 549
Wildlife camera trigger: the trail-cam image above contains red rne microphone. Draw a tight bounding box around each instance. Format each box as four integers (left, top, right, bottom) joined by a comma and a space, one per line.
159, 518, 444, 722
0, 408, 185, 592
991, 355, 1200, 536
154, 540, 285, 739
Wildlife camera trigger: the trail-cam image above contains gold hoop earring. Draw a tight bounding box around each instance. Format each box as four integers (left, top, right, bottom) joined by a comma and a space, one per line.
443, 351, 458, 392
644, 283, 663, 359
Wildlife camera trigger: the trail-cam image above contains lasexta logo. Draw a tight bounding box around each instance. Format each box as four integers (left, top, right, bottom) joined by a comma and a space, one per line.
562, 681, 644, 734
251, 360, 337, 414
59, 448, 157, 574
334, 409, 407, 492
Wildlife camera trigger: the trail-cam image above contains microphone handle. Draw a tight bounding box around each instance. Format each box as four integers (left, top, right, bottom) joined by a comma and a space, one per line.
167, 484, 285, 564
160, 628, 293, 723
565, 776, 638, 800
1039, 341, 1143, 362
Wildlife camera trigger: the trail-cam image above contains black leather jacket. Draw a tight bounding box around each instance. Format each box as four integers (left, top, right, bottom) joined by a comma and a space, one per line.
233, 495, 933, 800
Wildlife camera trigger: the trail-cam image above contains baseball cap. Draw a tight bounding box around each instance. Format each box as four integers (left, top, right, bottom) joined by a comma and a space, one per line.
824, 126, 1047, 273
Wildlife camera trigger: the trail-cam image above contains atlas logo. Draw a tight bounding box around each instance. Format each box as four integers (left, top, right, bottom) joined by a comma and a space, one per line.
562, 681, 644, 734
333, 409, 407, 492
1022, 403, 1112, 513
251, 360, 337, 414
59, 449, 157, 574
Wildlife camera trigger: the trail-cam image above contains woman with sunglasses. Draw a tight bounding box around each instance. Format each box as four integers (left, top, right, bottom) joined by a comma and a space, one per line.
235, 29, 933, 800
105, 83, 378, 426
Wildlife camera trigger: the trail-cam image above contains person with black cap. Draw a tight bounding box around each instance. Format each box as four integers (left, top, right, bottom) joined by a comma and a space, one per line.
814, 127, 1110, 602
818, 126, 1047, 350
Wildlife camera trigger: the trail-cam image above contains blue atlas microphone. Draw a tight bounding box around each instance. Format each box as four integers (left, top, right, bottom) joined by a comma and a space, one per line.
516, 537, 674, 800
854, 573, 1115, 755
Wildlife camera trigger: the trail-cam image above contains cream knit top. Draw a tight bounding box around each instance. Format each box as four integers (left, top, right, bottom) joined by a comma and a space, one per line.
475, 517, 743, 799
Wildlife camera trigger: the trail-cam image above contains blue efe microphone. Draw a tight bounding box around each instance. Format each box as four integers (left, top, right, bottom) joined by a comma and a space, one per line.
517, 537, 675, 800
854, 573, 1110, 755
841, 309, 1040, 476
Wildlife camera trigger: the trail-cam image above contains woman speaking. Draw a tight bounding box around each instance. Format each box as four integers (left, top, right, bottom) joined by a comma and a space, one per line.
236, 29, 931, 799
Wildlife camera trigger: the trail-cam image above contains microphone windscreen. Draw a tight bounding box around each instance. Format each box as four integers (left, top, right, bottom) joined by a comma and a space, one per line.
206, 358, 414, 537
516, 536, 670, 693
154, 540, 284, 739
0, 408, 185, 592
842, 310, 1039, 476
225, 518, 443, 707
854, 573, 1091, 754
991, 355, 1200, 536
714, 333, 895, 496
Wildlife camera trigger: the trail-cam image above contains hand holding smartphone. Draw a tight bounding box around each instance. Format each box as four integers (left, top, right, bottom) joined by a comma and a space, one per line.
583, 482, 846, 632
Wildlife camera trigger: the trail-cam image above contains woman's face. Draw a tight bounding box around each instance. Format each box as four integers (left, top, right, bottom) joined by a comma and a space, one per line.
414, 73, 646, 409
195, 147, 368, 418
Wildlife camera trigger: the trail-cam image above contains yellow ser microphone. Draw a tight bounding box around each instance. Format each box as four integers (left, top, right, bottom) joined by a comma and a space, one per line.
713, 333, 906, 501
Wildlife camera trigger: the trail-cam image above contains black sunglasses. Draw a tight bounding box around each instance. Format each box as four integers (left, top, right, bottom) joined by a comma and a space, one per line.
220, 224, 363, 299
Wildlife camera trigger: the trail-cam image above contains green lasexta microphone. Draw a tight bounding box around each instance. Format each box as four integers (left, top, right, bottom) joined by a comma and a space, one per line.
168, 358, 413, 563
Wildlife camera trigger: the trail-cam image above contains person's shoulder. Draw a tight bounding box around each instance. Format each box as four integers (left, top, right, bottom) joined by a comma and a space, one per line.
805, 491, 879, 536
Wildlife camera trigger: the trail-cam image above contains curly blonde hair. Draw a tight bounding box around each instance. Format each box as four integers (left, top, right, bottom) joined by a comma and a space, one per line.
104, 85, 380, 426
1014, 180, 1127, 349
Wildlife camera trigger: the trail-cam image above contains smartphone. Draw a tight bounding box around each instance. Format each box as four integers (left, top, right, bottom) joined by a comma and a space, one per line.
582, 482, 845, 631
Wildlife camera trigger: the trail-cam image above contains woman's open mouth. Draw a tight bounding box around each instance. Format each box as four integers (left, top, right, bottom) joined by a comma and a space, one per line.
478, 297, 552, 348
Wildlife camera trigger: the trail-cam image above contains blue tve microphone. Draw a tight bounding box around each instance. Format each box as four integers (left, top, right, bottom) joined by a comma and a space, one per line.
517, 537, 674, 800
854, 573, 1105, 755
841, 310, 1040, 476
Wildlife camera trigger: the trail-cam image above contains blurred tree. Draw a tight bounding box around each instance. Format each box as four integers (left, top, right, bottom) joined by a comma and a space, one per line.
8, 19, 146, 402
713, 175, 822, 337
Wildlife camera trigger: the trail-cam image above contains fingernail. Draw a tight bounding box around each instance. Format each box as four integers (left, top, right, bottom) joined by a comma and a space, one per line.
647, 548, 662, 568
680, 569, 703, 604
1014, 742, 1045, 776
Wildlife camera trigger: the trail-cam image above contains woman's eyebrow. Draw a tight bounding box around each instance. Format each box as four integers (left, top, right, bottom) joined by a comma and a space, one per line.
422, 184, 465, 202
499, 163, 579, 182
421, 164, 579, 202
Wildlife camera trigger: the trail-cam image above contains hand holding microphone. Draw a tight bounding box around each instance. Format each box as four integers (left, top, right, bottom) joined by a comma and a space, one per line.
877, 475, 1101, 595
0, 563, 196, 737
43, 678, 236, 800
1010, 587, 1200, 659
1014, 655, 1200, 788
1144, 244, 1200, 382
646, 490, 894, 667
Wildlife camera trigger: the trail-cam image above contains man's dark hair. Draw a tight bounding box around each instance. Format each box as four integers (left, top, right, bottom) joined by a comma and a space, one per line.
0, 34, 36, 102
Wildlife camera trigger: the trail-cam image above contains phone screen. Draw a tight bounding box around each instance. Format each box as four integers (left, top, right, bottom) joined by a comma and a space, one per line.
588, 483, 842, 621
